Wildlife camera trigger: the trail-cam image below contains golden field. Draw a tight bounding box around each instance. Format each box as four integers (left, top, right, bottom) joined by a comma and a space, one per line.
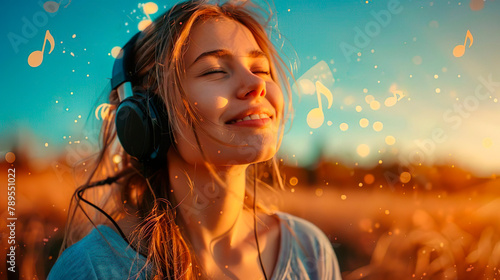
1, 152, 499, 280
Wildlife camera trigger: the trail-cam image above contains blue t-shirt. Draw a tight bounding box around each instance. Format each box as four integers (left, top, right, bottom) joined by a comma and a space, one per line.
49, 212, 342, 279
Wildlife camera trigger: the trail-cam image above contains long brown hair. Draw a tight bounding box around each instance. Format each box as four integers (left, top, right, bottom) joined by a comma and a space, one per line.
61, 0, 294, 278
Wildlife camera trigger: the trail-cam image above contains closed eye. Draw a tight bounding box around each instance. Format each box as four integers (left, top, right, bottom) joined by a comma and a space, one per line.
201, 68, 227, 76
252, 70, 270, 76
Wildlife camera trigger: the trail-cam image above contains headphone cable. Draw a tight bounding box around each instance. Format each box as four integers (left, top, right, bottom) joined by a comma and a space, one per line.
77, 165, 269, 279
253, 164, 268, 280
76, 171, 131, 243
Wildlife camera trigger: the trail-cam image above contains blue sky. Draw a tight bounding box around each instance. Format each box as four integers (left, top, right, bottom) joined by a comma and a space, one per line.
2, 0, 500, 176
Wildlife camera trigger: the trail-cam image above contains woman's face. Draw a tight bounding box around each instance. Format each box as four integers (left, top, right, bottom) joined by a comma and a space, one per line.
173, 17, 284, 166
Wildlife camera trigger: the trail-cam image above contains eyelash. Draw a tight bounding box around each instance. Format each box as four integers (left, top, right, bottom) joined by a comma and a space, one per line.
253, 70, 270, 75
202, 68, 226, 76
201, 68, 270, 76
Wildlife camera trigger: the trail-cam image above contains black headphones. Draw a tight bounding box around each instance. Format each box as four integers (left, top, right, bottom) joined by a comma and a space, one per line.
74, 33, 172, 245
110, 32, 172, 167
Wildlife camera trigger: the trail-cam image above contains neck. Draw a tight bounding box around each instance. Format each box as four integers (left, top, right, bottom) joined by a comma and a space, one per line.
167, 147, 254, 256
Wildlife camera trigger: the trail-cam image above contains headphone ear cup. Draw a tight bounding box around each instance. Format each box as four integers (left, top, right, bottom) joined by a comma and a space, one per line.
115, 91, 171, 162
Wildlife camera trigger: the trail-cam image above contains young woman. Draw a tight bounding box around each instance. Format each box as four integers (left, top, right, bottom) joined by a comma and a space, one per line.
49, 0, 341, 279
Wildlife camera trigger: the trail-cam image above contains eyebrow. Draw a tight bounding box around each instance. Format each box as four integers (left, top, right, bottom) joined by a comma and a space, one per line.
189, 49, 268, 67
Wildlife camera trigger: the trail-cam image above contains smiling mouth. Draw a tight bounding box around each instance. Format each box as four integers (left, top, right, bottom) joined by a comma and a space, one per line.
226, 113, 272, 125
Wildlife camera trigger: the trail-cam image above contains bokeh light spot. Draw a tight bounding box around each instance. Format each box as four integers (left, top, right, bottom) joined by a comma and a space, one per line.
113, 154, 122, 164
364, 174, 375, 184
343, 96, 355, 105
370, 100, 380, 110
357, 144, 370, 157
5, 152, 15, 163
373, 121, 383, 132
315, 188, 324, 197
400, 172, 411, 183
385, 135, 396, 145
412, 56, 422, 65
111, 46, 122, 58
359, 118, 369, 128
429, 20, 439, 28
482, 137, 493, 148
365, 95, 375, 104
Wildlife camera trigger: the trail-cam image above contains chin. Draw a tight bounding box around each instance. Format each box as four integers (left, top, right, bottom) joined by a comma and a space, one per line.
211, 139, 280, 166
209, 144, 277, 166
227, 134, 278, 163
175, 126, 279, 166
174, 140, 277, 167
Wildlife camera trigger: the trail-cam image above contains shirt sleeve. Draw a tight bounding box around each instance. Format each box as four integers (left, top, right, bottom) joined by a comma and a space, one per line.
47, 226, 148, 280
284, 214, 342, 279
315, 226, 342, 279
48, 243, 99, 280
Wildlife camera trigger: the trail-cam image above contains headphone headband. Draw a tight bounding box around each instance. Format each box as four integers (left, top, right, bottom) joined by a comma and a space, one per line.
111, 32, 142, 91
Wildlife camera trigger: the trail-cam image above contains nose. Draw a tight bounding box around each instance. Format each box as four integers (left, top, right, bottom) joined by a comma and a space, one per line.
236, 69, 267, 100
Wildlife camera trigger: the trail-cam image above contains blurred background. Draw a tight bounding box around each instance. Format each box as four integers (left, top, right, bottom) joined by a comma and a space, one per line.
1, 0, 500, 279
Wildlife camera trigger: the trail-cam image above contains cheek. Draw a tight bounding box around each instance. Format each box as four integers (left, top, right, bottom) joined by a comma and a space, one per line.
267, 82, 285, 117
185, 83, 227, 122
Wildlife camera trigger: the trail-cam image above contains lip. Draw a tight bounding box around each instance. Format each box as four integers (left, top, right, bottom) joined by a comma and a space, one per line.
225, 108, 274, 125
227, 117, 272, 127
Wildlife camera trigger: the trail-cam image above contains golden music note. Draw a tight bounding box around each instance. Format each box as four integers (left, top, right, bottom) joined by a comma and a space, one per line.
95, 103, 112, 120
138, 2, 158, 31
384, 90, 405, 107
28, 30, 55, 68
453, 30, 473, 58
307, 81, 333, 129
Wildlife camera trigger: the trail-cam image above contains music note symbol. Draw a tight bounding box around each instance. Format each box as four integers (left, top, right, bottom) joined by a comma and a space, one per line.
453, 30, 473, 58
28, 30, 55, 68
96, 103, 112, 120
384, 90, 405, 107
138, 2, 158, 31
307, 81, 333, 129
